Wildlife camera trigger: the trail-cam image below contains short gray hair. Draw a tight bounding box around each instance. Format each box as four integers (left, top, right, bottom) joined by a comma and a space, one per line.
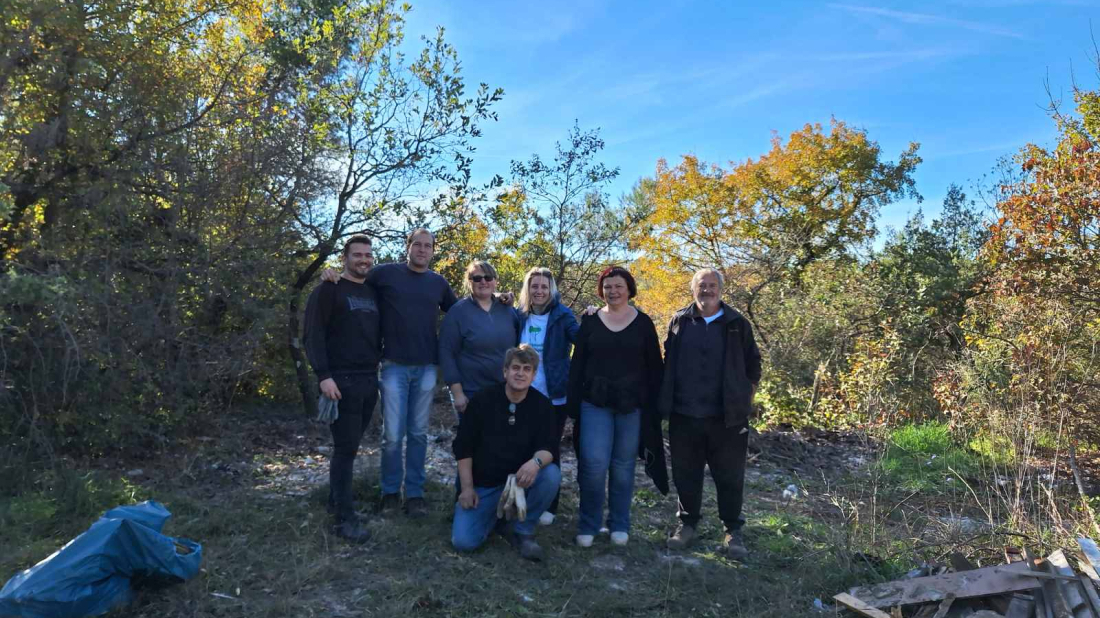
690, 268, 725, 293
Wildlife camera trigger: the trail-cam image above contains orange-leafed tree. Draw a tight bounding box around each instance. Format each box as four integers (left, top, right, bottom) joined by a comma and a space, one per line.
631, 119, 921, 346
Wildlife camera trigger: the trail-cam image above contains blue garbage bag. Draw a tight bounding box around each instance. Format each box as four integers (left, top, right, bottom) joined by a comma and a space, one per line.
0, 500, 202, 618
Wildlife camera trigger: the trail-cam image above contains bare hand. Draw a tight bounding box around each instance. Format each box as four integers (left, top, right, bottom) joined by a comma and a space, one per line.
583, 305, 599, 316
497, 291, 515, 305
458, 487, 479, 509
320, 378, 341, 400
319, 268, 340, 283
515, 460, 540, 488
452, 391, 469, 413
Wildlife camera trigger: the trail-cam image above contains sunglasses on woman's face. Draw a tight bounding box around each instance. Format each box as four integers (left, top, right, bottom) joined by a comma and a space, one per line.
469, 275, 495, 283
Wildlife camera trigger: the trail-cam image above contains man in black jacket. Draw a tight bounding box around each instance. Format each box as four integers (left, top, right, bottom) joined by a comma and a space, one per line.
304, 236, 381, 543
658, 268, 762, 559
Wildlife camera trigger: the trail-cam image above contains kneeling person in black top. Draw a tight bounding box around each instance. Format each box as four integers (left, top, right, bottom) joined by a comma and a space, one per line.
452, 344, 561, 561
304, 235, 381, 543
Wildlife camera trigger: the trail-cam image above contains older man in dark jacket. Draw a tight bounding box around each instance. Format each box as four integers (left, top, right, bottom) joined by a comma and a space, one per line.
658, 268, 762, 559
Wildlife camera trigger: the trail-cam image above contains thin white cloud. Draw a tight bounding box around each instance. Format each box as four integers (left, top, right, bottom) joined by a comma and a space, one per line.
829, 3, 1028, 39
810, 48, 958, 62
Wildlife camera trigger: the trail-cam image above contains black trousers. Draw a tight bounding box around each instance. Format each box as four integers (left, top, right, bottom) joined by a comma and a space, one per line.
547, 404, 569, 514
329, 372, 379, 523
669, 413, 748, 531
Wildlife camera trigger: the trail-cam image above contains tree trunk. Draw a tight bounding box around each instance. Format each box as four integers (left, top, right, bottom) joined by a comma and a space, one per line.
287, 254, 331, 417
287, 286, 314, 418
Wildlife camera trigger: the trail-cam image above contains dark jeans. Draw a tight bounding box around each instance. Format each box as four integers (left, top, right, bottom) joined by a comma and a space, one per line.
329, 371, 379, 523
669, 413, 748, 532
547, 404, 569, 514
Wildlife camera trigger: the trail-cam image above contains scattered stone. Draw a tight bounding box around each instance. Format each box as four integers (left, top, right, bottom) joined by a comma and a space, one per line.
782, 484, 800, 500
591, 554, 625, 572
317, 446, 332, 454
126, 468, 144, 477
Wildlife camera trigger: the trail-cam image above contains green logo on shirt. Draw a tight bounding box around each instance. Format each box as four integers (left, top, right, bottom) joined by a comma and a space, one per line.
528, 326, 542, 334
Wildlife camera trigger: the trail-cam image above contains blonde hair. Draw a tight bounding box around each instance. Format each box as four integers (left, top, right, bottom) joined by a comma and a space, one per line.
518, 267, 559, 314
462, 260, 499, 295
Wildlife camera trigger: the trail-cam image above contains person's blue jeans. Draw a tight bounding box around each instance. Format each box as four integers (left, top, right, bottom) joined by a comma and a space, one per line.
577, 401, 640, 535
380, 362, 436, 498
452, 464, 562, 551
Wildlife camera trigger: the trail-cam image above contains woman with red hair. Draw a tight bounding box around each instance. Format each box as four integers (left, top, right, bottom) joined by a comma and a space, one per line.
567, 266, 666, 547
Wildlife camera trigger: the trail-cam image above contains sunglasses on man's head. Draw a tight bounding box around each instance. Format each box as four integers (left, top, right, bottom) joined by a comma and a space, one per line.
469, 275, 495, 283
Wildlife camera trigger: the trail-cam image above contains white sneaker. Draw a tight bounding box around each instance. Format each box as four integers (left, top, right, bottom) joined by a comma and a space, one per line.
599, 526, 610, 535
610, 532, 629, 546
538, 512, 555, 526
575, 534, 594, 547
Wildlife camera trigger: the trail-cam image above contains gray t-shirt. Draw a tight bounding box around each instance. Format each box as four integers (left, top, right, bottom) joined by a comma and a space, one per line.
368, 262, 458, 365
438, 297, 520, 396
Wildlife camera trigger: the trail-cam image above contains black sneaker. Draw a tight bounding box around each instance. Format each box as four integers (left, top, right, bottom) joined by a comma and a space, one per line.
723, 529, 748, 560
334, 519, 371, 544
405, 496, 428, 519
379, 493, 401, 514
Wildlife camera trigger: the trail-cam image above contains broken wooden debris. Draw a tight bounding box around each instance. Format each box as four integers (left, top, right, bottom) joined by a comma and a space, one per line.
834, 592, 894, 618
836, 538, 1100, 618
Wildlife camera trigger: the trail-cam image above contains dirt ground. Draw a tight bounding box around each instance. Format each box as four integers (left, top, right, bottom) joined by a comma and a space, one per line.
4, 392, 1019, 618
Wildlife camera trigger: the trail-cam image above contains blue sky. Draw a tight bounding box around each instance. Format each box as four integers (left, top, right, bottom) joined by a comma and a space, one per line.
403, 0, 1098, 237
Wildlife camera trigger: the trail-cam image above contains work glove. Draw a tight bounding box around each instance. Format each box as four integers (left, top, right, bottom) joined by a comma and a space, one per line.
316, 395, 339, 424
495, 474, 527, 522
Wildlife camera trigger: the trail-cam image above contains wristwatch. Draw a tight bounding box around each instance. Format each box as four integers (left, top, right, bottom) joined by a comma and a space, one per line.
533, 456, 544, 469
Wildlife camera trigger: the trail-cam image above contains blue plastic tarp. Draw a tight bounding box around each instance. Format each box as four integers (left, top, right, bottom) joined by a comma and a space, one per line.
0, 500, 202, 618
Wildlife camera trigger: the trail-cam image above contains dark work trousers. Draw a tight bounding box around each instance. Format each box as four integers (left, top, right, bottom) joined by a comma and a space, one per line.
669, 413, 748, 531
329, 371, 379, 524
547, 404, 569, 515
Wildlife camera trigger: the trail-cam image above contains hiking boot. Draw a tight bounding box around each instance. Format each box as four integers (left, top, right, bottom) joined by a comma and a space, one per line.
334, 519, 371, 544
379, 493, 401, 514
667, 524, 696, 550
405, 496, 428, 519
514, 534, 544, 562
723, 529, 748, 560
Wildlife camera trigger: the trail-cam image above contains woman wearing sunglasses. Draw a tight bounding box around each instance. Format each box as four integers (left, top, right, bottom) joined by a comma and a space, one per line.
439, 260, 521, 416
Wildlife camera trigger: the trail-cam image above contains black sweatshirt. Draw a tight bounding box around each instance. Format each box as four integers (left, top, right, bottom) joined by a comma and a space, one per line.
303, 278, 381, 381
566, 310, 664, 417
452, 384, 557, 488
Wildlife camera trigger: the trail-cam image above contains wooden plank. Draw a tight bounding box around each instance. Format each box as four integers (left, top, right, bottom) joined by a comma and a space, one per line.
1078, 538, 1100, 578
1025, 548, 1073, 618
998, 568, 1084, 583
847, 561, 1042, 608
1078, 574, 1100, 618
833, 593, 893, 618
930, 594, 955, 618
1047, 550, 1095, 618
